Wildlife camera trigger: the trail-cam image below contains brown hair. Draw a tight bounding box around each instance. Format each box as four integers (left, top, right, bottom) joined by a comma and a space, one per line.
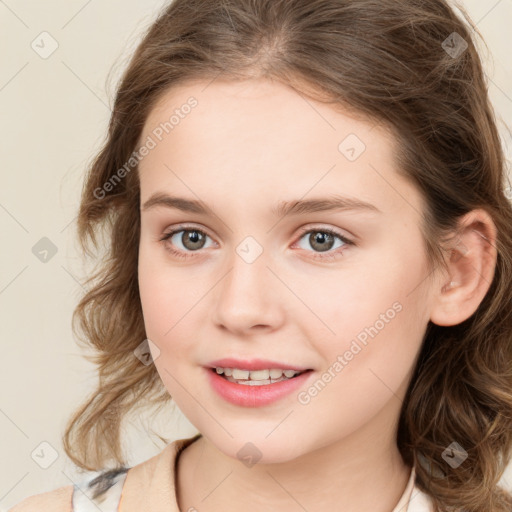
63, 0, 512, 510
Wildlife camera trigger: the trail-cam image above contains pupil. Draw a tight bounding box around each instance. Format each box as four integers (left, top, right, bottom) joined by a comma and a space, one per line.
184, 230, 204, 249
311, 231, 334, 252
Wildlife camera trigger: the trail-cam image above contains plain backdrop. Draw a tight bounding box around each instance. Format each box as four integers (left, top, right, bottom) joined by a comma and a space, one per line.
1, 0, 511, 509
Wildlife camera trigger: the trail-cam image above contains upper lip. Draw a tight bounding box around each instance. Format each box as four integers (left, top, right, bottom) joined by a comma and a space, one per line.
206, 358, 312, 372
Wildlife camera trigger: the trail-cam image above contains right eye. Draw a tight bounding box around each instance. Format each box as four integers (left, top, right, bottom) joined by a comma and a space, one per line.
160, 226, 215, 259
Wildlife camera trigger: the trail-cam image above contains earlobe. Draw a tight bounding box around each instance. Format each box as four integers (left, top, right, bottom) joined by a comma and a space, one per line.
429, 209, 497, 327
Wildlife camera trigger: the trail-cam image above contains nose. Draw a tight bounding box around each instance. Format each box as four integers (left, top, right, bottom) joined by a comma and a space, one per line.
211, 249, 286, 336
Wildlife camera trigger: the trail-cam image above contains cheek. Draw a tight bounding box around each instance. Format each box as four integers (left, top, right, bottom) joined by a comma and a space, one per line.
294, 257, 411, 345
138, 262, 164, 332
138, 247, 204, 367
306, 239, 429, 380
137, 244, 180, 342
301, 296, 424, 441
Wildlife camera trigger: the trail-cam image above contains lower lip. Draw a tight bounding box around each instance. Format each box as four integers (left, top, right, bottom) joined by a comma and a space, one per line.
205, 368, 313, 407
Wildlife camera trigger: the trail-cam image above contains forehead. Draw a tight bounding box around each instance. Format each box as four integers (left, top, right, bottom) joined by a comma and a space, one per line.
137, 78, 421, 220
142, 76, 389, 149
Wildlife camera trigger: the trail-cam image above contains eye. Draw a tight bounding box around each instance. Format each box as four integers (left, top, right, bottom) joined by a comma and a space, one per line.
159, 225, 215, 259
159, 224, 355, 261
293, 226, 354, 260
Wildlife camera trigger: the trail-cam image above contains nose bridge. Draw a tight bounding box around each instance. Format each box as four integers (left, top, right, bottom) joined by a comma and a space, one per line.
212, 236, 283, 332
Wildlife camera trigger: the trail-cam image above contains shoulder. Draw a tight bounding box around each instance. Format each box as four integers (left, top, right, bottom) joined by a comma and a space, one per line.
8, 484, 74, 512
72, 467, 129, 511
392, 465, 434, 512
7, 468, 129, 512
408, 484, 435, 512
8, 434, 202, 512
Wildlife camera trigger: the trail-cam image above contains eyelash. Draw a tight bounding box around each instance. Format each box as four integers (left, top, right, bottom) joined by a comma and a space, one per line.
158, 224, 355, 261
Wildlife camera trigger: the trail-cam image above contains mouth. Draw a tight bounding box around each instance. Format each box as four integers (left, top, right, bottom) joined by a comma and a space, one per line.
209, 366, 312, 386
205, 364, 315, 407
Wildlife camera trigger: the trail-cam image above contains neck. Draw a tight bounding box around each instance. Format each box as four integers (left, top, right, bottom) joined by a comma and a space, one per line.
176, 415, 411, 512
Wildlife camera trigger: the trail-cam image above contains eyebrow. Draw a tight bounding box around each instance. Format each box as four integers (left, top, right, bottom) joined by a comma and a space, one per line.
141, 192, 382, 217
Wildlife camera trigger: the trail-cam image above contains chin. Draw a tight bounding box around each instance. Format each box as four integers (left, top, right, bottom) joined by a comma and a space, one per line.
209, 429, 309, 466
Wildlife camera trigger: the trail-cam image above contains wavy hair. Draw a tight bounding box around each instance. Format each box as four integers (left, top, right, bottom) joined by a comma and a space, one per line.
63, 0, 512, 510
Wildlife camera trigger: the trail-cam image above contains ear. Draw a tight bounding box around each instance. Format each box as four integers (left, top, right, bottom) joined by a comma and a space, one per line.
430, 209, 498, 327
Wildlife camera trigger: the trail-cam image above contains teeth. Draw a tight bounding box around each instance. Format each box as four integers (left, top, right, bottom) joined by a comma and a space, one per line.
214, 367, 302, 383
248, 369, 269, 380
240, 379, 271, 386
232, 369, 250, 379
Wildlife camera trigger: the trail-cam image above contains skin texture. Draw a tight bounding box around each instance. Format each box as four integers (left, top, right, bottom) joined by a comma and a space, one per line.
137, 78, 497, 511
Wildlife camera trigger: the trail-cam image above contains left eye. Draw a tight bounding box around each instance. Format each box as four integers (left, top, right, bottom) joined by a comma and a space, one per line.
294, 228, 353, 256
300, 229, 350, 252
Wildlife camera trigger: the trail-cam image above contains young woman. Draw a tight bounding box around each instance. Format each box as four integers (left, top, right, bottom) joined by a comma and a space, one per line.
10, 0, 512, 511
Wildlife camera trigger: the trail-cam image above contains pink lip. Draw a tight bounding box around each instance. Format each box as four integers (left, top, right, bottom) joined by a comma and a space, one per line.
206, 358, 311, 372
205, 367, 314, 407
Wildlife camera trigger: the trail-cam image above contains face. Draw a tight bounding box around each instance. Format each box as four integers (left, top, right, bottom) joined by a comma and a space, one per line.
137, 77, 436, 463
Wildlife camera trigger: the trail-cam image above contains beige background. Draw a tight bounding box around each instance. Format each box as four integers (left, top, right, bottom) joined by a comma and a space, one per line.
1, 0, 511, 509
